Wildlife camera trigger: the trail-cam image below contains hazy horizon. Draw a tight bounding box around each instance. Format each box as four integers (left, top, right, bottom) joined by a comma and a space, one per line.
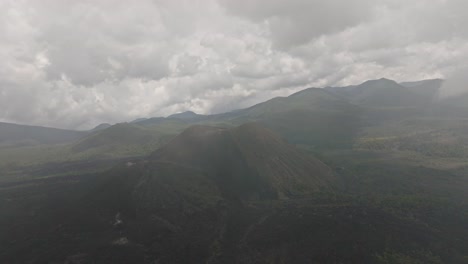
1, 0, 468, 129
0, 77, 445, 130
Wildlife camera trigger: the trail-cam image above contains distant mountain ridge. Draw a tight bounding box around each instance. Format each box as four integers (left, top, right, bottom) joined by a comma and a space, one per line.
167, 111, 205, 120
0, 122, 86, 147
0, 77, 455, 157
0, 77, 445, 131
90, 123, 112, 132
326, 78, 443, 107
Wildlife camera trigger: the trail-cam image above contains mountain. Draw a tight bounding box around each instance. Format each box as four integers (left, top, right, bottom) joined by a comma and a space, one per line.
130, 117, 148, 123
133, 117, 167, 126
0, 78, 453, 165
71, 123, 170, 157
0, 122, 86, 147
1, 79, 468, 263
231, 88, 361, 148
128, 88, 361, 150
125, 79, 444, 150
327, 78, 424, 107
149, 123, 335, 199
1, 123, 465, 263
400, 78, 443, 90
240, 88, 351, 116
90, 123, 112, 132
19, 123, 334, 262
167, 111, 205, 120
400, 79, 443, 102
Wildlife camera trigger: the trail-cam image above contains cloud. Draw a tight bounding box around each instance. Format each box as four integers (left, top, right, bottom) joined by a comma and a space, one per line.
0, 0, 467, 129
439, 64, 468, 98
218, 0, 376, 49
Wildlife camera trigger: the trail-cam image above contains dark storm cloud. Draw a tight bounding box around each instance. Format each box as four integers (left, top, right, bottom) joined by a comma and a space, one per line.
0, 0, 467, 129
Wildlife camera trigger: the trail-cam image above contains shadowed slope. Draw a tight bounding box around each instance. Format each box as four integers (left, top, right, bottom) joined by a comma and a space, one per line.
327, 78, 423, 107
228, 88, 361, 148
70, 123, 173, 159
241, 88, 352, 116
150, 123, 335, 200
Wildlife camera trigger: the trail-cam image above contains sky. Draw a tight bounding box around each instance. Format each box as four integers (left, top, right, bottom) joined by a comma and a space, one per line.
1, 0, 468, 129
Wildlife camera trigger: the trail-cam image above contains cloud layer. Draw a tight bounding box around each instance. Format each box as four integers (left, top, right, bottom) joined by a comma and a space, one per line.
1, 0, 467, 129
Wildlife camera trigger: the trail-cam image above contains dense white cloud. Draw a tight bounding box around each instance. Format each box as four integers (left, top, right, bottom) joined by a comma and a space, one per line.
219, 0, 377, 49
0, 0, 467, 129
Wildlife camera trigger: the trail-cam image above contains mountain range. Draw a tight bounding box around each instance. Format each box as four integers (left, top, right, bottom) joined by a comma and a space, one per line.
0, 78, 467, 263
1, 77, 466, 164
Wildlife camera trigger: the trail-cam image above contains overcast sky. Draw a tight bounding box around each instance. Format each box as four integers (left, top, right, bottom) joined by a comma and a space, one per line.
1, 0, 467, 129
